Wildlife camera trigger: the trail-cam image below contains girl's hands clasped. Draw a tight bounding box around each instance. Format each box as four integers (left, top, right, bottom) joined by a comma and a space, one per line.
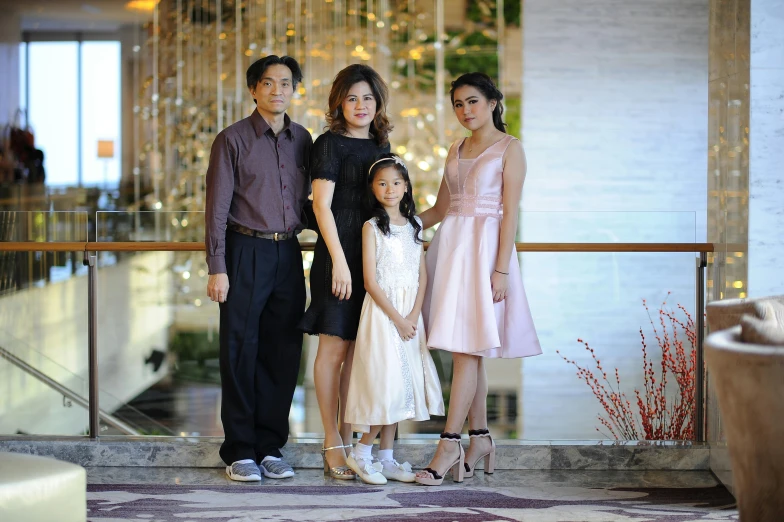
395, 317, 417, 341
490, 271, 508, 303
332, 258, 353, 300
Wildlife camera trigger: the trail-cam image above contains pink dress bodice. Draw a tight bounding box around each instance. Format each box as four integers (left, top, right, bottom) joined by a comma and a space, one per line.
444, 137, 508, 218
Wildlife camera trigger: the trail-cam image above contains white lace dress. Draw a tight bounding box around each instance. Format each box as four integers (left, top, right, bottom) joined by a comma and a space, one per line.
344, 217, 444, 433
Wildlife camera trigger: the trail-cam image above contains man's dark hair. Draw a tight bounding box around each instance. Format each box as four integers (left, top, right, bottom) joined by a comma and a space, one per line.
246, 55, 303, 102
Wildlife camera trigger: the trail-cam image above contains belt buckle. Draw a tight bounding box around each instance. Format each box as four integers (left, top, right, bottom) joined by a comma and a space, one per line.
273, 232, 279, 241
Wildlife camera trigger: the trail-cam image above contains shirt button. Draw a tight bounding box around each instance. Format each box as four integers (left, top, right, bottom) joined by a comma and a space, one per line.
286, 205, 290, 209
283, 185, 287, 189
280, 164, 285, 168
287, 227, 291, 231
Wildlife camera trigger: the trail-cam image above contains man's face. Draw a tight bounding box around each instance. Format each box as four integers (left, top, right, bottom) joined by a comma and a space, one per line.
250, 64, 295, 116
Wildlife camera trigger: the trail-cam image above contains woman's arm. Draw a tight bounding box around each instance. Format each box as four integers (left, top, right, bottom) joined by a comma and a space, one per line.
418, 177, 450, 230
490, 140, 526, 303
312, 178, 353, 300
362, 223, 417, 340
406, 248, 428, 321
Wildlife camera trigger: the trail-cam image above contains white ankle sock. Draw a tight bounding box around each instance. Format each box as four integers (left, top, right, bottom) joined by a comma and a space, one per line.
354, 442, 373, 461
378, 449, 393, 462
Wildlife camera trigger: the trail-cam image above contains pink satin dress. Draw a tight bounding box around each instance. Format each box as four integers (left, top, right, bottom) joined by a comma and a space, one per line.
423, 135, 543, 358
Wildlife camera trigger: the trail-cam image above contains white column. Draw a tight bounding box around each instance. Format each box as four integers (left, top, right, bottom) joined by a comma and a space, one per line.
748, 0, 784, 297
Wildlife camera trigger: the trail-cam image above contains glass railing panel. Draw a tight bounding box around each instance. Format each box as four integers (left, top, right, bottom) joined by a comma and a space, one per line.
0, 185, 88, 213
89, 210, 701, 441
0, 211, 91, 435
519, 210, 698, 243
0, 331, 89, 436
0, 210, 89, 288
95, 211, 215, 436
516, 211, 698, 440
95, 210, 205, 243
519, 250, 697, 440
0, 330, 171, 437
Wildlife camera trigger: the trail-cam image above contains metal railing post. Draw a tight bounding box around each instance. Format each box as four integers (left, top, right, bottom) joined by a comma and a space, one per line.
84, 250, 100, 439
695, 252, 707, 442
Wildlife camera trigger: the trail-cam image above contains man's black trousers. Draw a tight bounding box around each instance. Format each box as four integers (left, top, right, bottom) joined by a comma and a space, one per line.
218, 230, 305, 465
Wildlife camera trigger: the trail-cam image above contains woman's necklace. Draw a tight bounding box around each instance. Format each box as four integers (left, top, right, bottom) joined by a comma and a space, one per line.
467, 135, 489, 153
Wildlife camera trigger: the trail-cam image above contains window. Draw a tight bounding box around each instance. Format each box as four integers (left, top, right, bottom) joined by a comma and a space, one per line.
81, 42, 121, 187
28, 42, 79, 186
19, 39, 121, 188
18, 43, 26, 122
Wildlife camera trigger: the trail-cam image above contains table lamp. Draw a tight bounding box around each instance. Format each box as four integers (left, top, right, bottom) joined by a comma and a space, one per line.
97, 140, 114, 190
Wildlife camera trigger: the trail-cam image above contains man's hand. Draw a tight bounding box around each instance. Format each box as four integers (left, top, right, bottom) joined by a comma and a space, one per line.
208, 273, 230, 303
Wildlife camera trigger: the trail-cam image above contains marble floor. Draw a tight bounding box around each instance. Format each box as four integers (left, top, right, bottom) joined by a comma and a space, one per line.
86, 468, 738, 521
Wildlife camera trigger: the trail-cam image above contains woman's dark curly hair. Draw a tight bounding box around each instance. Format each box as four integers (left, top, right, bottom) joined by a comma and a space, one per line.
326, 64, 393, 147
450, 72, 507, 133
366, 153, 422, 244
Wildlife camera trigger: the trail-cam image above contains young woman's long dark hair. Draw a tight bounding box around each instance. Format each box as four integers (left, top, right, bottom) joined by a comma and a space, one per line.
366, 153, 422, 244
450, 72, 507, 133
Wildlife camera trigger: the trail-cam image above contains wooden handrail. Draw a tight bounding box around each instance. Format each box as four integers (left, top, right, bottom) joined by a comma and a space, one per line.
0, 241, 716, 253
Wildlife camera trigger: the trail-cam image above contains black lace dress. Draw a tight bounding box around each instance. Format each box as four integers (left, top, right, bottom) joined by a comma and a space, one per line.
299, 131, 390, 340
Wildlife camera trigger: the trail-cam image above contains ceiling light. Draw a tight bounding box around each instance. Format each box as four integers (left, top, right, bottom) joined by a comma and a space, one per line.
126, 0, 158, 12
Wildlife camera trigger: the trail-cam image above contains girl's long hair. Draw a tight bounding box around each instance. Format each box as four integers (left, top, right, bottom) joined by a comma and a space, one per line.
326, 64, 393, 147
450, 72, 507, 133
366, 153, 422, 244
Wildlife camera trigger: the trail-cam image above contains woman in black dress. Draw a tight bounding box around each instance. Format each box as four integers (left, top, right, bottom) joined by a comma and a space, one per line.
298, 64, 392, 478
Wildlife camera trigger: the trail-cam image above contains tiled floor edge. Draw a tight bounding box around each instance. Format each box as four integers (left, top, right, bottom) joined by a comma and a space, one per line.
0, 438, 710, 471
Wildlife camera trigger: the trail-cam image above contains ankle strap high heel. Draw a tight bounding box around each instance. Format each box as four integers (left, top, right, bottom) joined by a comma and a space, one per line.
415, 433, 465, 486
321, 444, 356, 480
464, 429, 495, 477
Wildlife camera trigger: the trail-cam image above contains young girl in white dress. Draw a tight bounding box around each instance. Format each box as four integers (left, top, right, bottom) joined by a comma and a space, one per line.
343, 154, 445, 484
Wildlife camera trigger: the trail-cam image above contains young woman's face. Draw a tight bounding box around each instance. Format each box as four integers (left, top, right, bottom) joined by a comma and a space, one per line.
371, 166, 407, 210
452, 85, 496, 132
342, 81, 377, 134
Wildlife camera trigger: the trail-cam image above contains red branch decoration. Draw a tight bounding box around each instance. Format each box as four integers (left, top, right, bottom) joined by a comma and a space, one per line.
557, 293, 696, 440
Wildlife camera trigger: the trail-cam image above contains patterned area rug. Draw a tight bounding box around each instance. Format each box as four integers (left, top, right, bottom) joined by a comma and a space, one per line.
87, 483, 737, 521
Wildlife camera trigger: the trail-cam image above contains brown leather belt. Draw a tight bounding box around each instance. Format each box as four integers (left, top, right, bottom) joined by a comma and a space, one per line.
228, 223, 292, 241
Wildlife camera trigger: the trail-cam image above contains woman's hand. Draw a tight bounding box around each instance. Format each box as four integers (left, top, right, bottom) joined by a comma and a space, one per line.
395, 317, 417, 341
491, 271, 508, 303
332, 258, 352, 300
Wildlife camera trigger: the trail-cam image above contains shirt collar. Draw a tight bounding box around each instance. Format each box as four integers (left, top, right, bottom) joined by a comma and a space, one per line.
251, 109, 293, 140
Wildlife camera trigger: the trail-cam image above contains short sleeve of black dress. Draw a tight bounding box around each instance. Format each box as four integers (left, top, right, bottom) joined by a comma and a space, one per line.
298, 131, 390, 340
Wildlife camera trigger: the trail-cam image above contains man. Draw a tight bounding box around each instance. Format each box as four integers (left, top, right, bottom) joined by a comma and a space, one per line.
205, 55, 312, 481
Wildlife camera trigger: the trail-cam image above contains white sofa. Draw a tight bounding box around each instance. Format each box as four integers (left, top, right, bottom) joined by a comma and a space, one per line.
0, 452, 86, 522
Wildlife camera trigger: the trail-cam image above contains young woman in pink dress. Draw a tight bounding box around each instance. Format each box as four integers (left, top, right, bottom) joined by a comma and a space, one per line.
415, 73, 542, 486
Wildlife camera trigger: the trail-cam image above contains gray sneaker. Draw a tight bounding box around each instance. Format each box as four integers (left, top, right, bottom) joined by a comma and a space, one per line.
260, 456, 295, 478
226, 459, 262, 482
